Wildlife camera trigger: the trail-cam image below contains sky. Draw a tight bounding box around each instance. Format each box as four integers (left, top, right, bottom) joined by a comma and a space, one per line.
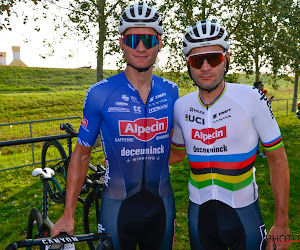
0, 2, 119, 70
0, 2, 172, 71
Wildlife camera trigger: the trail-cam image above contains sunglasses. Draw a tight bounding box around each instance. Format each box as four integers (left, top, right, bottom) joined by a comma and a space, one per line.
187, 51, 227, 69
123, 34, 160, 49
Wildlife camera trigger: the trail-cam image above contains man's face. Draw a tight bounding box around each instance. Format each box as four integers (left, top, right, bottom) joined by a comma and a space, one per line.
188, 45, 230, 91
120, 27, 162, 70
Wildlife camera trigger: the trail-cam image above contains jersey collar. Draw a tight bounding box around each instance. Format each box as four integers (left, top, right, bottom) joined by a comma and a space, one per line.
122, 71, 155, 93
198, 82, 227, 109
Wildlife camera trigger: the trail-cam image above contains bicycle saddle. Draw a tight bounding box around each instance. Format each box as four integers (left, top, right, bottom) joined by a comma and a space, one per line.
32, 167, 55, 178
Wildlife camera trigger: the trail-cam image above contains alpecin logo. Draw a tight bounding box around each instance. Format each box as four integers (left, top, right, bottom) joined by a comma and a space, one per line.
192, 126, 227, 145
81, 117, 88, 127
119, 117, 168, 141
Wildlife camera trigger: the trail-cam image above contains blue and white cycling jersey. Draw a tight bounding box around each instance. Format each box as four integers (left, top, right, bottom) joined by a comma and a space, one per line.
78, 71, 179, 200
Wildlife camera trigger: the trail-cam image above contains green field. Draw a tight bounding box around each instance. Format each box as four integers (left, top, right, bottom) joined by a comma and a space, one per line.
0, 66, 299, 249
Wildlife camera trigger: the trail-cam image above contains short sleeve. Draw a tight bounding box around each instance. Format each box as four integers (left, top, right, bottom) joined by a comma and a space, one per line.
250, 88, 283, 151
77, 83, 104, 147
171, 99, 186, 150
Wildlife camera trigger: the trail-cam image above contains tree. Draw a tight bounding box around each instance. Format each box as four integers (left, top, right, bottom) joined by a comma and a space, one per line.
230, 0, 281, 81
1, 0, 129, 81
62, 0, 131, 81
0, 0, 41, 31
42, 0, 128, 81
157, 0, 251, 73
269, 0, 299, 111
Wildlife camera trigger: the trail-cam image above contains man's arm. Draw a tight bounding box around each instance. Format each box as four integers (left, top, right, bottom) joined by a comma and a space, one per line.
265, 146, 290, 250
51, 143, 93, 237
169, 145, 186, 165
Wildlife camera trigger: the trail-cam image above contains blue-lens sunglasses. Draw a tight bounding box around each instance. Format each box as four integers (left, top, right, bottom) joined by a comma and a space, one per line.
123, 34, 160, 49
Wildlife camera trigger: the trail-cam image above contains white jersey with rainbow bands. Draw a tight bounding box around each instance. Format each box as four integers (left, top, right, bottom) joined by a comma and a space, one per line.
171, 83, 283, 208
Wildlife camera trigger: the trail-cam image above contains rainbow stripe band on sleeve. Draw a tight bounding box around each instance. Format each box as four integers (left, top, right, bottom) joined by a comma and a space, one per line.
261, 136, 283, 151
171, 141, 186, 150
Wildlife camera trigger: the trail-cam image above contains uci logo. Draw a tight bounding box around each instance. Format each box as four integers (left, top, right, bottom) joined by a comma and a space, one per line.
185, 114, 205, 125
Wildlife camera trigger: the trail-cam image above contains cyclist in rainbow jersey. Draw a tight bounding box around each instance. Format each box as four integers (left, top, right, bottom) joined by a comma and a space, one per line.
170, 20, 290, 250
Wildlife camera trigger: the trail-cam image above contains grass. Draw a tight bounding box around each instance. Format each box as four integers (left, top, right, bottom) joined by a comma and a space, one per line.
0, 66, 299, 249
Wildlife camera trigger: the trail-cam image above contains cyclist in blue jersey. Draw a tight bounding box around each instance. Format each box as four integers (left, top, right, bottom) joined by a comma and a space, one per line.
51, 3, 178, 250
169, 20, 290, 250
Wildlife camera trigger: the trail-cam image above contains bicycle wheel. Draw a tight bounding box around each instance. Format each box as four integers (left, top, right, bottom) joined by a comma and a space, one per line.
41, 140, 68, 203
83, 189, 103, 250
27, 208, 47, 250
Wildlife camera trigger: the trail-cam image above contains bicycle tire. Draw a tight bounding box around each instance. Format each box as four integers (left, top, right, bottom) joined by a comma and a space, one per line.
41, 140, 68, 203
27, 208, 46, 250
83, 189, 103, 250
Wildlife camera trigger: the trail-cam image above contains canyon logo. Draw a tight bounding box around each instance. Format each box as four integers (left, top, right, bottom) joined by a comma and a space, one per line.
119, 117, 168, 141
192, 126, 227, 145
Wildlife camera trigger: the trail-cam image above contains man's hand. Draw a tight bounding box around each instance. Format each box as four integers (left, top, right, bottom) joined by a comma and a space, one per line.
51, 214, 75, 237
266, 224, 291, 250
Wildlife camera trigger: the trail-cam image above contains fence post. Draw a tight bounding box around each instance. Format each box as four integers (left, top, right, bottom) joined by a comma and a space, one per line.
29, 122, 35, 164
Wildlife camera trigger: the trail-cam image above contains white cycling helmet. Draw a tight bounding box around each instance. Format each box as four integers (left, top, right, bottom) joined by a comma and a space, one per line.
118, 2, 163, 35
182, 20, 230, 56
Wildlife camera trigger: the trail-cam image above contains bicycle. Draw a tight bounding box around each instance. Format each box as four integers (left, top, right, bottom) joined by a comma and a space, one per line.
82, 171, 105, 250
41, 122, 103, 204
40, 123, 106, 249
24, 167, 111, 250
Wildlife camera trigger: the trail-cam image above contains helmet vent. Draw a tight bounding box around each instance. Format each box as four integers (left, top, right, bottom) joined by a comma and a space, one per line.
210, 25, 216, 35
218, 29, 225, 38
130, 8, 135, 17
194, 27, 200, 37
145, 8, 151, 17
138, 5, 143, 15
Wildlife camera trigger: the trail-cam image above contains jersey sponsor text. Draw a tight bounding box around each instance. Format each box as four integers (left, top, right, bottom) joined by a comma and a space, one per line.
121, 145, 165, 157
193, 145, 228, 153
149, 104, 168, 114
115, 137, 134, 142
192, 126, 227, 145
186, 114, 205, 125
119, 117, 168, 141
81, 117, 88, 127
108, 107, 130, 112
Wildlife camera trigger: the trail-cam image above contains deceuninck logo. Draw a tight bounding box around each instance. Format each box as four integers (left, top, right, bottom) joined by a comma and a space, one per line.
119, 117, 168, 141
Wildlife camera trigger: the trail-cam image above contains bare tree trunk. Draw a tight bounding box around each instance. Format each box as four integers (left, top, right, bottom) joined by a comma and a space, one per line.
97, 0, 106, 82
292, 69, 299, 112
255, 54, 260, 82
201, 0, 206, 19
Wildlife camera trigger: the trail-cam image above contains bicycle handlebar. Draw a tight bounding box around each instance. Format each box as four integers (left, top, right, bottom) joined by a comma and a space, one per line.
60, 123, 77, 136
6, 232, 112, 250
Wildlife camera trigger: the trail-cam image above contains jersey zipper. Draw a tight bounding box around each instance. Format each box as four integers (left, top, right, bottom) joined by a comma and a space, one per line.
141, 85, 152, 192
206, 104, 216, 199
199, 84, 227, 200
141, 101, 147, 191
